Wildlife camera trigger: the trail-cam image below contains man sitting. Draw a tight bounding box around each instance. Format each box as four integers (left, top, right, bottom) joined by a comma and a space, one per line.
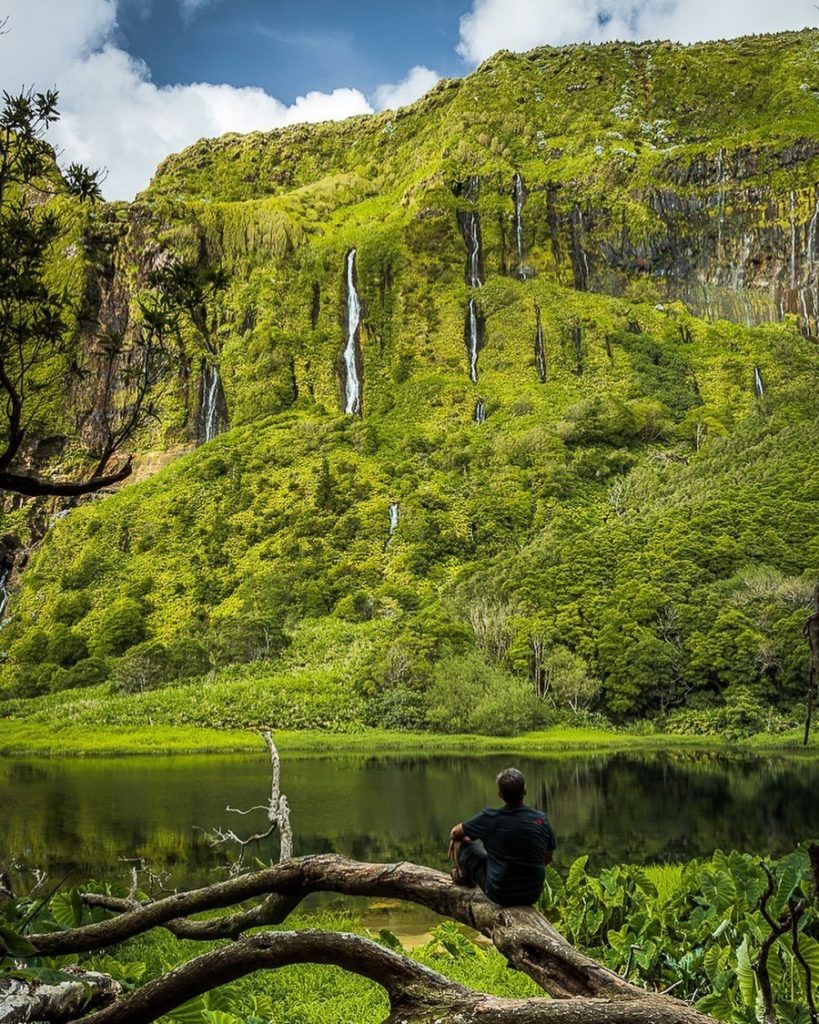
448, 767, 556, 907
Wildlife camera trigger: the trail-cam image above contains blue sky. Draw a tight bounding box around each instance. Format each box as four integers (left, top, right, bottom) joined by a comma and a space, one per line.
2, 0, 818, 199
115, 0, 463, 101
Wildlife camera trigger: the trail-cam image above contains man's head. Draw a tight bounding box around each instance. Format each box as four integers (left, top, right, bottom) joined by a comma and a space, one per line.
496, 767, 526, 805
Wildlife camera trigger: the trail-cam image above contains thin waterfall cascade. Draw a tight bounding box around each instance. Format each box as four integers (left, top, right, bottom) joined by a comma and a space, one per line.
198, 360, 227, 444
457, 211, 484, 288
388, 502, 400, 536
808, 196, 819, 275
465, 299, 485, 384
790, 191, 798, 291
753, 365, 765, 399
570, 207, 591, 291
0, 566, 10, 620
534, 307, 547, 383
474, 399, 486, 425
342, 247, 363, 415
513, 173, 525, 267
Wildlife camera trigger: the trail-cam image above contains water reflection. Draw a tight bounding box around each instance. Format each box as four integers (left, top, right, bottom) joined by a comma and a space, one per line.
2, 751, 817, 889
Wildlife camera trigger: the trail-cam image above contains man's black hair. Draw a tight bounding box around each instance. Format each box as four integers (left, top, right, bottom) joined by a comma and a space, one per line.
496, 767, 526, 804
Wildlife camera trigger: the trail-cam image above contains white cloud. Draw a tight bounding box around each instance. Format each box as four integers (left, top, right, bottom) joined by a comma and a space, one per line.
0, 0, 373, 200
457, 0, 819, 63
372, 65, 440, 110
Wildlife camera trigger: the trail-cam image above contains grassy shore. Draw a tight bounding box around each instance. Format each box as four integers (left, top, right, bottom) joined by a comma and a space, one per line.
0, 719, 816, 758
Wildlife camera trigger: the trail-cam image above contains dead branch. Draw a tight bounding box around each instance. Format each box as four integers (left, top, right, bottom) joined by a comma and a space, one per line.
789, 898, 817, 1024
73, 930, 713, 1024
755, 862, 806, 1024
207, 730, 292, 869
33, 855, 661, 1000
0, 969, 120, 1024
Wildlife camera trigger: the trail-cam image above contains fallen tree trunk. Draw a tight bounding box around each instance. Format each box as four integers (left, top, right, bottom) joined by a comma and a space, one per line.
0, 970, 120, 1024
29, 854, 641, 999
19, 854, 722, 1024
74, 930, 714, 1024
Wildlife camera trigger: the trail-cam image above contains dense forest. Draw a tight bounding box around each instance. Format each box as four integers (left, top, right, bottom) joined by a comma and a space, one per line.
2, 30, 819, 738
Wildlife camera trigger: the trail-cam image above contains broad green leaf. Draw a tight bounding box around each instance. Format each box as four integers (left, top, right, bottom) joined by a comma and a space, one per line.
585, 907, 604, 937
794, 934, 819, 975
204, 1012, 241, 1024
168, 996, 209, 1024
735, 935, 756, 1005
697, 989, 735, 1020
701, 869, 736, 911
567, 855, 589, 889
51, 892, 82, 929
0, 926, 37, 957
703, 943, 727, 982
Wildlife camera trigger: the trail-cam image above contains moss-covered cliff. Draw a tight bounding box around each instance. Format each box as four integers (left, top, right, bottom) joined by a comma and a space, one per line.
2, 31, 819, 732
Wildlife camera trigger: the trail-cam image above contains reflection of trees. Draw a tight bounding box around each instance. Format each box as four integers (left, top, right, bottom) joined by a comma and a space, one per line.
3, 753, 818, 888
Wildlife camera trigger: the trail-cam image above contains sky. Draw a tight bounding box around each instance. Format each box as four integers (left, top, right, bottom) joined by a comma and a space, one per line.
1, 0, 818, 201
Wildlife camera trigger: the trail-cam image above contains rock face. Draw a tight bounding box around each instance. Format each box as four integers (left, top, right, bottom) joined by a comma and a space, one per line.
27, 29, 818, 459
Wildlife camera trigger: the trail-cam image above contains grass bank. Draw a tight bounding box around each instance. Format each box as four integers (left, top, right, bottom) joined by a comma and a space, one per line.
0, 719, 816, 758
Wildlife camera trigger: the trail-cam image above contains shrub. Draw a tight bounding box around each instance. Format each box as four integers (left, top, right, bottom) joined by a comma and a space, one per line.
12, 628, 50, 665
166, 636, 211, 679
209, 616, 287, 666
426, 653, 545, 735
91, 599, 147, 657
52, 590, 91, 626
47, 626, 89, 667
110, 641, 170, 693
364, 683, 428, 730
63, 657, 109, 689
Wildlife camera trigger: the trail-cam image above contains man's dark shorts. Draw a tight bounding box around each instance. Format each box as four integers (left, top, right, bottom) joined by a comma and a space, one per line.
457, 842, 488, 891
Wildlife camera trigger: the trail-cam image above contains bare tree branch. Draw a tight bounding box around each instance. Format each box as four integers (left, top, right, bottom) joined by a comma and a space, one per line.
73, 930, 714, 1024
32, 854, 652, 1001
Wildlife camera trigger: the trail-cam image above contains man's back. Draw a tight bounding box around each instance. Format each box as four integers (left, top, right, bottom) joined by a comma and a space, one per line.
462, 803, 555, 906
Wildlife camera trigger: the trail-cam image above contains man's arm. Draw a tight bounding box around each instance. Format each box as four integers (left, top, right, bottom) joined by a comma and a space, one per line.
545, 848, 553, 866
448, 822, 467, 863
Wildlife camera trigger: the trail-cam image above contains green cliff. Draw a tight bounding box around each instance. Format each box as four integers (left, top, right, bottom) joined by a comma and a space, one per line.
2, 31, 819, 734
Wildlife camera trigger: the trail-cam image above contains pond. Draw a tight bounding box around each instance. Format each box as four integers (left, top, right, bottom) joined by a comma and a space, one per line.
3, 748, 817, 877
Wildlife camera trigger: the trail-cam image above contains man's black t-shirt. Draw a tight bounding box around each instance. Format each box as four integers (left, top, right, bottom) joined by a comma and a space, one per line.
462, 803, 556, 906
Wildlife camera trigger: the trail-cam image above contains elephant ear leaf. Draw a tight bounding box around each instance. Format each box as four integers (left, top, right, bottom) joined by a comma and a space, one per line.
567, 855, 589, 889
735, 936, 756, 1005
0, 925, 37, 958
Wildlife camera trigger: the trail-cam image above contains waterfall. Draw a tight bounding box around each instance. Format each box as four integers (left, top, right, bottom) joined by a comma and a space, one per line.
0, 565, 10, 620
808, 195, 819, 276
343, 248, 363, 415
457, 212, 483, 288
790, 191, 798, 291
465, 299, 484, 383
474, 399, 486, 424
202, 364, 220, 443
513, 173, 525, 267
571, 207, 590, 290
534, 306, 546, 383
198, 360, 226, 444
388, 502, 400, 536
753, 366, 765, 399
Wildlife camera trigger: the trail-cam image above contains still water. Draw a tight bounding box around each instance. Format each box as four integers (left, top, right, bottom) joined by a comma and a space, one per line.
2, 750, 817, 890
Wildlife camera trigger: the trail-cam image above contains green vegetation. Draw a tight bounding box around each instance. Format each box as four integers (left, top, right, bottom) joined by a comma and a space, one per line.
3, 848, 817, 1023
1, 720, 817, 758
2, 31, 819, 737
542, 846, 819, 1022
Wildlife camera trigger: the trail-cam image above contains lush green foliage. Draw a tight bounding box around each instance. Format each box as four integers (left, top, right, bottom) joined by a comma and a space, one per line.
2, 32, 819, 733
542, 846, 819, 1023
3, 847, 817, 1023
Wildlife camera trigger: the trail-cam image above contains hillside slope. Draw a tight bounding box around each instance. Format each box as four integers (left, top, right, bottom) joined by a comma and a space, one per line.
2, 31, 819, 733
